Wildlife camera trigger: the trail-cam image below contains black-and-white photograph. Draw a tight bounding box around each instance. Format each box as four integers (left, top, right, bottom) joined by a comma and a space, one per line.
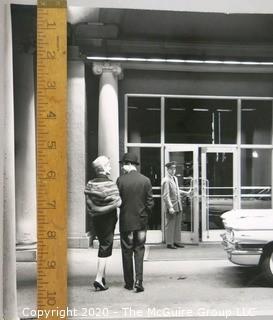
1, 0, 273, 319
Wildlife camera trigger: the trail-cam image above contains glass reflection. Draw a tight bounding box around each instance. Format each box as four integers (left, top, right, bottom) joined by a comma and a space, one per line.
165, 98, 237, 144
241, 149, 272, 208
128, 97, 161, 143
241, 100, 272, 145
206, 153, 233, 230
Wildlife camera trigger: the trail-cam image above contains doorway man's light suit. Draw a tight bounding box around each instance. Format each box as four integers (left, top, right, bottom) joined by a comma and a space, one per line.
162, 173, 183, 245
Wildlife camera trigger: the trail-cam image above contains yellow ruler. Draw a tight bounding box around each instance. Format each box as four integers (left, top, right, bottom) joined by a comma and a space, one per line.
37, 0, 67, 318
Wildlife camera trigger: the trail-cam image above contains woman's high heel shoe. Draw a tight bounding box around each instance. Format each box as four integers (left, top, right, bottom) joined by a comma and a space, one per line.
93, 280, 108, 291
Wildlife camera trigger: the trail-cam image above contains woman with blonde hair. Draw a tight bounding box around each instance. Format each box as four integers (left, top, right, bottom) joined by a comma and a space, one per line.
85, 156, 121, 291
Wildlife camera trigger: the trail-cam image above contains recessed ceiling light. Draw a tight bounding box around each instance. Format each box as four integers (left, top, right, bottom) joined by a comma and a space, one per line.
87, 56, 273, 66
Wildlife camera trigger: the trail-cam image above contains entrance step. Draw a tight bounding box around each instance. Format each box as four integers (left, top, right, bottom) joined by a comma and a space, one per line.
146, 242, 225, 261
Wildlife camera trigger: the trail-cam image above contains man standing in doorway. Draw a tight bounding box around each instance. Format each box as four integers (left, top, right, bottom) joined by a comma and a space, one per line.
162, 161, 191, 249
117, 152, 154, 292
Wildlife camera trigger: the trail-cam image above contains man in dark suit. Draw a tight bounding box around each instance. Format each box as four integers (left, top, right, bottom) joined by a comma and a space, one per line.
117, 152, 154, 292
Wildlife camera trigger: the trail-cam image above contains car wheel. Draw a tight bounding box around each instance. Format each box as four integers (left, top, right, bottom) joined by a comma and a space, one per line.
261, 245, 273, 286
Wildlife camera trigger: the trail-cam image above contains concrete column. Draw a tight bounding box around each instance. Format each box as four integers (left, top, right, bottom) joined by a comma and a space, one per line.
2, 3, 19, 319
68, 59, 90, 248
93, 62, 122, 182
14, 52, 37, 245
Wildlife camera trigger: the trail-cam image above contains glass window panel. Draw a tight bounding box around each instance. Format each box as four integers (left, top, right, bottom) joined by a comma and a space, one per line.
127, 147, 161, 230
165, 98, 237, 144
127, 147, 161, 186
128, 97, 161, 143
181, 195, 193, 232
206, 152, 234, 230
148, 197, 161, 231
241, 149, 272, 209
241, 100, 272, 145
169, 151, 194, 232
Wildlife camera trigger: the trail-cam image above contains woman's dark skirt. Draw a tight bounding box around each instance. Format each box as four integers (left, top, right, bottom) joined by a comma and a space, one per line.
93, 210, 117, 258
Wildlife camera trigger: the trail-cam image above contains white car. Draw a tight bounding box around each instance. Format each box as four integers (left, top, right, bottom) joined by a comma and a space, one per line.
221, 209, 273, 285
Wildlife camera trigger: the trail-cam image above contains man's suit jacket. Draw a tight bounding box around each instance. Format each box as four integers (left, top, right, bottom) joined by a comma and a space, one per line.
161, 174, 182, 213
117, 170, 154, 232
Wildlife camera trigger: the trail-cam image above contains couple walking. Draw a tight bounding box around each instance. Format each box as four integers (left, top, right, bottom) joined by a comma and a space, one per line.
85, 152, 154, 293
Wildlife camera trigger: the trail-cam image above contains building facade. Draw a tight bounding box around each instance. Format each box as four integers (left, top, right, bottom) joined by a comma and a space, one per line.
2, 0, 273, 318
10, 1, 273, 249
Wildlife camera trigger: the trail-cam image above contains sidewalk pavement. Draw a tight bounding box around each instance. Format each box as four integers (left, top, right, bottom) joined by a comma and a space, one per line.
17, 244, 273, 319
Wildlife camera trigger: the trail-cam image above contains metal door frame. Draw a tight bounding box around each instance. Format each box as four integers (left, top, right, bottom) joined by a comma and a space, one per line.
165, 144, 199, 244
201, 146, 239, 242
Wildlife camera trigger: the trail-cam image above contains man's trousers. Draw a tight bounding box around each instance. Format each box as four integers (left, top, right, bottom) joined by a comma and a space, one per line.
165, 211, 182, 245
120, 230, 146, 286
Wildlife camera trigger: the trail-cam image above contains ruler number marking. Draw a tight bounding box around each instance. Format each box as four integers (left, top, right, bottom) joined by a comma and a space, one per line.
46, 170, 56, 179
47, 140, 56, 149
47, 230, 57, 239
47, 111, 56, 118
47, 291, 56, 306
47, 50, 56, 59
46, 200, 56, 209
47, 260, 56, 270
47, 20, 56, 28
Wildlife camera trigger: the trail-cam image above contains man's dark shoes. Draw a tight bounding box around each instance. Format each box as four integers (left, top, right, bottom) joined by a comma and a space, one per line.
167, 244, 177, 249
134, 280, 144, 292
124, 283, 133, 290
174, 243, 184, 248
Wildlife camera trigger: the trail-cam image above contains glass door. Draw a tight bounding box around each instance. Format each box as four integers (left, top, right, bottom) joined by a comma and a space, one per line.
165, 145, 199, 244
201, 147, 239, 241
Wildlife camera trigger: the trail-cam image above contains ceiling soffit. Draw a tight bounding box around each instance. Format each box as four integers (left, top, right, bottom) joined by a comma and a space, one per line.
71, 9, 273, 60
